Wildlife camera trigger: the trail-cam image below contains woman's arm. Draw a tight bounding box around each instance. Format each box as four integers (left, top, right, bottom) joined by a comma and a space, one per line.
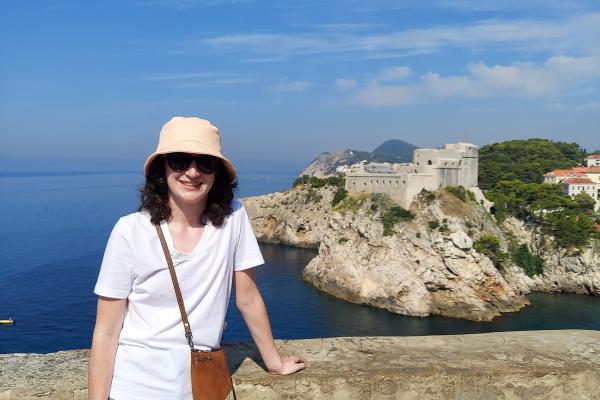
88, 296, 127, 400
234, 269, 305, 375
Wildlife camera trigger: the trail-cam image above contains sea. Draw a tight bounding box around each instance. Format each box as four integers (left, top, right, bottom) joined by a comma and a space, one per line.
0, 171, 598, 354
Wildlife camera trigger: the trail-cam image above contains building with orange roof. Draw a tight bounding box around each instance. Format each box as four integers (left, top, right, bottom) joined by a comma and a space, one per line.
543, 169, 586, 184
560, 177, 599, 211
571, 166, 600, 184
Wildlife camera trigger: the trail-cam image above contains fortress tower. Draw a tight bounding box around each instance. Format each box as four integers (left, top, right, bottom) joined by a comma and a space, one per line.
345, 142, 479, 209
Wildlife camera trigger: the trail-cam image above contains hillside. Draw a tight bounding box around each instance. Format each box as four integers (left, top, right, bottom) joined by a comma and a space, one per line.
371, 139, 418, 163
478, 138, 587, 190
299, 139, 419, 177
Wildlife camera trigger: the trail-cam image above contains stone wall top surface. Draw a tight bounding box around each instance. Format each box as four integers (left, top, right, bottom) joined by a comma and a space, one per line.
1, 330, 599, 399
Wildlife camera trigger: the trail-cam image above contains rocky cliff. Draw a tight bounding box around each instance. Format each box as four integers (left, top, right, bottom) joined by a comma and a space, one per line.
500, 217, 600, 296
243, 185, 599, 321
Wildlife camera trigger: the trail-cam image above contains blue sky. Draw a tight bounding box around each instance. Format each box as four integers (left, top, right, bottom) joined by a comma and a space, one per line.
1, 0, 599, 172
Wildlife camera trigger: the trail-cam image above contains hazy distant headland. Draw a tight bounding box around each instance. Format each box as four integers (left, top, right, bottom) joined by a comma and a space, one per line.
243, 138, 600, 321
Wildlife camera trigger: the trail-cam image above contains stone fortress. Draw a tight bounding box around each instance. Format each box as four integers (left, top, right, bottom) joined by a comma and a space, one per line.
343, 142, 480, 209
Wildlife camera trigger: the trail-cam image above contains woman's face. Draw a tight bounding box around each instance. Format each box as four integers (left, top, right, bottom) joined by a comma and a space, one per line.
165, 154, 216, 207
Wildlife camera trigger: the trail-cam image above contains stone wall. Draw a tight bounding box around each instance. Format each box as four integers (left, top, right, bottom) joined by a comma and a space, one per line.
1, 330, 599, 399
346, 142, 479, 210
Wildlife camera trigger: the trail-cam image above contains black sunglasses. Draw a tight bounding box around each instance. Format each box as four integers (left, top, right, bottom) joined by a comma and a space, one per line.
165, 153, 219, 174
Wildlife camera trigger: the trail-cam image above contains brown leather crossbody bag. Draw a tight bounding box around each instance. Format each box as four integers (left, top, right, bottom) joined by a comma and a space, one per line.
155, 225, 236, 400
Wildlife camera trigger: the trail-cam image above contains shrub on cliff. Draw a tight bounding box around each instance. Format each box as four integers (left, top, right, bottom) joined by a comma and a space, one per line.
381, 206, 414, 236
305, 188, 322, 203
293, 174, 345, 189
334, 193, 368, 215
474, 235, 507, 268
511, 244, 544, 277
445, 186, 467, 202
331, 187, 348, 206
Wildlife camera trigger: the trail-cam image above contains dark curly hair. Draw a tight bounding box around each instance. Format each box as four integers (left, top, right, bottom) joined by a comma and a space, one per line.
139, 155, 238, 226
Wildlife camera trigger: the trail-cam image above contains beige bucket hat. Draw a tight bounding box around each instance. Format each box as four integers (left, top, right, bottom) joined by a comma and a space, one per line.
143, 116, 237, 182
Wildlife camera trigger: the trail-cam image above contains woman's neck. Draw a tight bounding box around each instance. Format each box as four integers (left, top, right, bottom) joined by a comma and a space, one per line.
168, 197, 207, 227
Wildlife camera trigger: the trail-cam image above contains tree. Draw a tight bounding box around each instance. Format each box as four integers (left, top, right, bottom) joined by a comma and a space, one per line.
573, 192, 596, 214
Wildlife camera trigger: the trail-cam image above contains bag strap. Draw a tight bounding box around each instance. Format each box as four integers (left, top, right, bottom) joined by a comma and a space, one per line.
155, 224, 196, 352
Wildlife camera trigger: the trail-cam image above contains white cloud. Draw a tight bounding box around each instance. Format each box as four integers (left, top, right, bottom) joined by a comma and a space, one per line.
335, 78, 357, 91
138, 0, 249, 9
269, 79, 312, 92
550, 101, 600, 111
200, 13, 600, 59
140, 72, 255, 87
142, 72, 225, 81
354, 55, 600, 106
379, 66, 412, 81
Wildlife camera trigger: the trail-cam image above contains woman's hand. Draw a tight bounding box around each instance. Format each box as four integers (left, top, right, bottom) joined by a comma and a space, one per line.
267, 355, 306, 375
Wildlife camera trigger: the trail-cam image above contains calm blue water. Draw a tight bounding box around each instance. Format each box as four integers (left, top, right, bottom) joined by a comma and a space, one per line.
0, 172, 598, 354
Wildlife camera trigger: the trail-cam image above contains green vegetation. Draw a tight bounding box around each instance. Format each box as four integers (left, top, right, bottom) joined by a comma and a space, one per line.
487, 180, 597, 248
479, 139, 586, 190
367, 193, 414, 236
293, 174, 349, 207
293, 174, 345, 189
334, 193, 368, 216
305, 188, 322, 203
369, 193, 388, 212
420, 189, 436, 203
473, 235, 508, 268
381, 206, 414, 236
445, 186, 468, 202
479, 139, 599, 250
428, 220, 440, 230
332, 187, 348, 206
511, 244, 544, 277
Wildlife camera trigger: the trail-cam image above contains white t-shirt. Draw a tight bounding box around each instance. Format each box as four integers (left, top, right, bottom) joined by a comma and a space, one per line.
94, 199, 264, 400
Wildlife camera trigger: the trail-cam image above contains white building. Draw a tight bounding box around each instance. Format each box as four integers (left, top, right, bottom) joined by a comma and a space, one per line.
584, 155, 600, 167
345, 143, 479, 209
544, 166, 600, 211
561, 178, 599, 211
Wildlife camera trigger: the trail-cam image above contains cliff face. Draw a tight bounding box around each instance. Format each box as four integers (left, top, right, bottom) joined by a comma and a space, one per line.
243, 185, 599, 321
500, 217, 600, 296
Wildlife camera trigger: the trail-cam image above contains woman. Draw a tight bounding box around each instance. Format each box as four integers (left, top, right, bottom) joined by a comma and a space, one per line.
88, 116, 305, 400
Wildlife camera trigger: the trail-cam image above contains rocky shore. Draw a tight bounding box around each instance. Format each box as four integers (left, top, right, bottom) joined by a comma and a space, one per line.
243, 185, 599, 321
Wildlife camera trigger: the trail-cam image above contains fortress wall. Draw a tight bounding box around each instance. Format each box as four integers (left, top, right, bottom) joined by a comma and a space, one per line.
403, 173, 437, 209
2, 331, 600, 400
435, 166, 460, 187
345, 173, 411, 206
345, 142, 480, 209
445, 143, 479, 188
413, 148, 461, 167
